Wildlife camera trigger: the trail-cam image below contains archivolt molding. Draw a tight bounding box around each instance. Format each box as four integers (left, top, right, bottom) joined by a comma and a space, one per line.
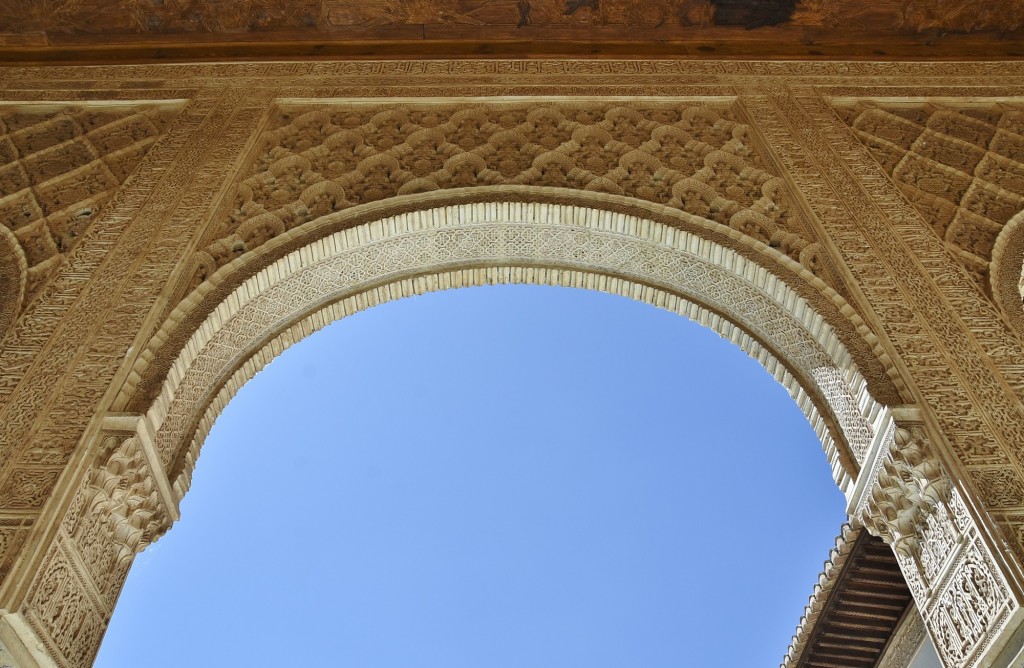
122, 187, 907, 416
133, 200, 891, 507
990, 207, 1024, 336
0, 223, 25, 339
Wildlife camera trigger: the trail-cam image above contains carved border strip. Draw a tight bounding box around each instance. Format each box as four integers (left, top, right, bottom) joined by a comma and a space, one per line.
0, 90, 199, 103
1, 61, 1024, 89
878, 605, 929, 668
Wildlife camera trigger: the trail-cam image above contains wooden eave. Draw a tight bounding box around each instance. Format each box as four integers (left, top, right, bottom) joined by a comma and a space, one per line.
781, 525, 914, 668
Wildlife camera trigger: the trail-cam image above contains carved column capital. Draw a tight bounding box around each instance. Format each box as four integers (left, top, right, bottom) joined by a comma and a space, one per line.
850, 412, 1018, 668
15, 429, 175, 667
85, 433, 171, 564
856, 424, 953, 561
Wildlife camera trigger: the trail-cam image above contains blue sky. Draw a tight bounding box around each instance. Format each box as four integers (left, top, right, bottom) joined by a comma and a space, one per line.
96, 284, 847, 667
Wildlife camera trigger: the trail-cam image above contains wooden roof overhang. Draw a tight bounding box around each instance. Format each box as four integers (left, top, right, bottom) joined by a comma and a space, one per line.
782, 525, 916, 668
0, 0, 1022, 64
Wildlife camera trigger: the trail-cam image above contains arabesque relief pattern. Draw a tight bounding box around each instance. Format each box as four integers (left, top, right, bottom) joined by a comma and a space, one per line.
876, 605, 928, 668
834, 100, 1024, 301
0, 62, 1023, 668
760, 89, 1024, 566
186, 101, 839, 302
0, 104, 180, 327
0, 89, 264, 605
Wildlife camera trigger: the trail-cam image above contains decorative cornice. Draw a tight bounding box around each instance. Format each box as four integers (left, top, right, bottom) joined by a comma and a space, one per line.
781, 524, 914, 668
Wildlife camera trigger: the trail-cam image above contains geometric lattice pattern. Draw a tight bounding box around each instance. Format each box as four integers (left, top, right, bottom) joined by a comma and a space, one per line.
194, 101, 832, 295
0, 104, 179, 308
835, 101, 1024, 297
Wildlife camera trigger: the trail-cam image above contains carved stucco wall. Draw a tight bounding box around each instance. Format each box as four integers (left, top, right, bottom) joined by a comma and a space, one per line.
0, 103, 182, 323
0, 61, 1023, 667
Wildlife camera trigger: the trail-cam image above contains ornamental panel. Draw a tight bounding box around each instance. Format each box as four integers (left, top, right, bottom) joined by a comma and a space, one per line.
832, 100, 1024, 304
182, 100, 842, 305
0, 104, 181, 332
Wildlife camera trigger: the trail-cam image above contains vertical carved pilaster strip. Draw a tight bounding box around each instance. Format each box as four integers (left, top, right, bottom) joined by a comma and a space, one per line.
854, 416, 1016, 667
742, 87, 1024, 665
743, 87, 1024, 558
21, 432, 171, 668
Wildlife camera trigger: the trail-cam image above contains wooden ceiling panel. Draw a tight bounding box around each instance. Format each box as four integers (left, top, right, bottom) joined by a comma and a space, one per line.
0, 0, 1022, 63
786, 528, 916, 668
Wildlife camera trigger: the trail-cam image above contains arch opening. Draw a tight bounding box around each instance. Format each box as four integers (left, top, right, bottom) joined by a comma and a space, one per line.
97, 284, 850, 668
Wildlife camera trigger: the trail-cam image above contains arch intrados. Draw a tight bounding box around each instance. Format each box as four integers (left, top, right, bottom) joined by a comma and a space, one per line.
119, 188, 905, 413
136, 200, 894, 512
